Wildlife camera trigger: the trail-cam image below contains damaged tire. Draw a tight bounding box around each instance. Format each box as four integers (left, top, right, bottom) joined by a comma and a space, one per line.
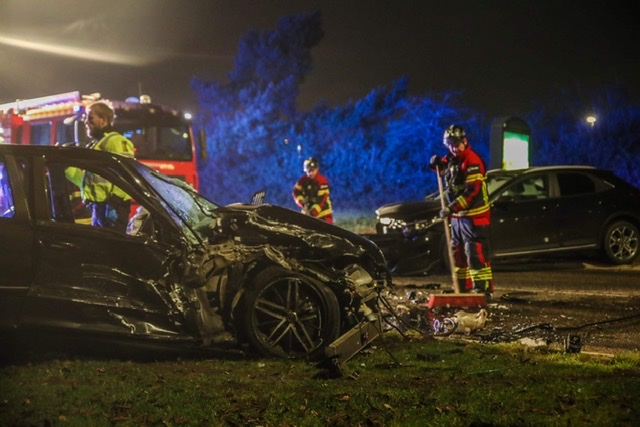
241, 267, 341, 359
602, 220, 639, 264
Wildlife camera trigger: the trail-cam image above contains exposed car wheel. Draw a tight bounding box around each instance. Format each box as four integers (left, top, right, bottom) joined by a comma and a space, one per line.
603, 220, 639, 264
241, 267, 341, 359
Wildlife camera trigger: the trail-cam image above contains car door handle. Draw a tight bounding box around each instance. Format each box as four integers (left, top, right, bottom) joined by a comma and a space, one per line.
38, 238, 79, 251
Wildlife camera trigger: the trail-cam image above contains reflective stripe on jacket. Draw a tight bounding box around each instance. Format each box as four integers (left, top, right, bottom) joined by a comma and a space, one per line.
292, 172, 333, 220
442, 144, 490, 225
65, 132, 135, 203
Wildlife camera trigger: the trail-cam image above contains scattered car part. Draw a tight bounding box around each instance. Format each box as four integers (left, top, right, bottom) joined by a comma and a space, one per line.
565, 334, 582, 353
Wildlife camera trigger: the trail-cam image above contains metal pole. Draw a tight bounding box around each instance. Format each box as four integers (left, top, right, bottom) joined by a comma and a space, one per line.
436, 165, 460, 293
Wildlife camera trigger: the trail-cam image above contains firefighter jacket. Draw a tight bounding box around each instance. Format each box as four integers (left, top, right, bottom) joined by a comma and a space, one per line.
292, 172, 333, 223
440, 143, 490, 226
65, 131, 135, 203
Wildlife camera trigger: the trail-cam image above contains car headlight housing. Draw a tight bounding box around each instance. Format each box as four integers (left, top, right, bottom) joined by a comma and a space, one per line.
402, 216, 442, 238
378, 214, 442, 236
378, 216, 406, 231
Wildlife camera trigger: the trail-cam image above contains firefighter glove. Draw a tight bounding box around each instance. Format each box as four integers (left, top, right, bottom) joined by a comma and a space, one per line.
302, 201, 311, 215
439, 207, 451, 218
429, 155, 442, 170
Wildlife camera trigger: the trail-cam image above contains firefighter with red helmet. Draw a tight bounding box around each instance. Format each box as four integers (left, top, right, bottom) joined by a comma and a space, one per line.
430, 125, 494, 297
292, 157, 334, 224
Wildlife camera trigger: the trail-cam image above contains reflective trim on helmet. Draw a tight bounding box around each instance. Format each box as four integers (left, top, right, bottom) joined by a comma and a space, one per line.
443, 124, 466, 146
303, 157, 319, 172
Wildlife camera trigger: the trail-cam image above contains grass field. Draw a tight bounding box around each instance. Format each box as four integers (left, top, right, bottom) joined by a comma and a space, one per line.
333, 209, 378, 234
2, 333, 639, 426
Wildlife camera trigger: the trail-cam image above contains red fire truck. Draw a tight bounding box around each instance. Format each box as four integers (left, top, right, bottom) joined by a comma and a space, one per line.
0, 91, 203, 191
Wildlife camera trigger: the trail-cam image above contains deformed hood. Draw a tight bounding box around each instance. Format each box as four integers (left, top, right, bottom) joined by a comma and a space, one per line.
204, 203, 387, 263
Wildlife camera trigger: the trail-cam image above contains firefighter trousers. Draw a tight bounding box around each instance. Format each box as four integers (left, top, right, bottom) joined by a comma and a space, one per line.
450, 218, 494, 293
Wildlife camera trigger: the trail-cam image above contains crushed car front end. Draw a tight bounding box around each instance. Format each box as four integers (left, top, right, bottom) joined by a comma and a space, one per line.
182, 202, 392, 361
132, 164, 393, 360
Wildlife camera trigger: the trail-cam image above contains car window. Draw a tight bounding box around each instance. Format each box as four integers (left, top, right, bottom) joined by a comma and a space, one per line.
486, 174, 514, 196
42, 161, 147, 234
42, 162, 91, 224
499, 175, 549, 201
557, 173, 595, 196
30, 122, 52, 145
0, 156, 15, 218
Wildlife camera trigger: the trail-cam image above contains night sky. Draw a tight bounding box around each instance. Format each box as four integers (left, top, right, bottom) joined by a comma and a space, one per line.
0, 0, 637, 118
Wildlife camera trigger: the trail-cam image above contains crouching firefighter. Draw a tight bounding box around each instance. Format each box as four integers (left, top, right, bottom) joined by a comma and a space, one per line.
292, 157, 334, 224
429, 124, 495, 297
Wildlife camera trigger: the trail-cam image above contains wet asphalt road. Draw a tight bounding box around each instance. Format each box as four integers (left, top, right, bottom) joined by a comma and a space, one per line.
391, 257, 640, 297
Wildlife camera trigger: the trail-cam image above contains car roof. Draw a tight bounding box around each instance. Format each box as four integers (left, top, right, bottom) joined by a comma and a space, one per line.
487, 165, 599, 178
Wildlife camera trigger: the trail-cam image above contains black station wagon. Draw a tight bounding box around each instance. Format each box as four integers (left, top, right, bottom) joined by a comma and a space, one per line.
0, 144, 390, 361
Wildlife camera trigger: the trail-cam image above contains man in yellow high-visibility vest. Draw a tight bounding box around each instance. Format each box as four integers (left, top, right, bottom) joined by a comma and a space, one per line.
65, 101, 134, 232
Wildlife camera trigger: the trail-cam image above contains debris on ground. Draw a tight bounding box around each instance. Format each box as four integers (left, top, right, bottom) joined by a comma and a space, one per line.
379, 286, 489, 337
378, 283, 640, 355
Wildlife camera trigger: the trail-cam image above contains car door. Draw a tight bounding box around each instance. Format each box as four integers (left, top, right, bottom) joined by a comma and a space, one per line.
489, 172, 561, 256
18, 155, 191, 340
552, 171, 605, 248
0, 154, 33, 329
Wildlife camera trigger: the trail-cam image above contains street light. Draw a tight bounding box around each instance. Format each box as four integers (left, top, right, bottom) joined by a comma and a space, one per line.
586, 115, 597, 127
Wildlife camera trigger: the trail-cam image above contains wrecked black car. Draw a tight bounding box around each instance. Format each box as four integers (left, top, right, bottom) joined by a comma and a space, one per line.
0, 145, 390, 361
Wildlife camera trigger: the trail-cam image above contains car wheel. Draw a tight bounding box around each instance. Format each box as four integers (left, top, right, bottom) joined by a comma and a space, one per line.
241, 267, 341, 359
603, 220, 640, 264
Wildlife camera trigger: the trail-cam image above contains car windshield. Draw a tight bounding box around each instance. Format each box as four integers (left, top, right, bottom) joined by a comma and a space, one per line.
137, 165, 219, 242
485, 171, 519, 195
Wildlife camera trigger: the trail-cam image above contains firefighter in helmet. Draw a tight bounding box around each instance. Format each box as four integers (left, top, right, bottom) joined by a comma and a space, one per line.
292, 157, 334, 224
429, 124, 494, 297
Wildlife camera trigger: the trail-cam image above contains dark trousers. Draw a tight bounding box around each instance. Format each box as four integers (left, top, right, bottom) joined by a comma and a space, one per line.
87, 197, 130, 233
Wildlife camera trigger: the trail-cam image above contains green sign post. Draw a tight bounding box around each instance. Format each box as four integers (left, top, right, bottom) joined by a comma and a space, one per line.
490, 117, 531, 170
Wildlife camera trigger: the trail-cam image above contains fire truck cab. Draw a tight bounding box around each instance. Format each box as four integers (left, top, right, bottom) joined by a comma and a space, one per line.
0, 91, 202, 191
